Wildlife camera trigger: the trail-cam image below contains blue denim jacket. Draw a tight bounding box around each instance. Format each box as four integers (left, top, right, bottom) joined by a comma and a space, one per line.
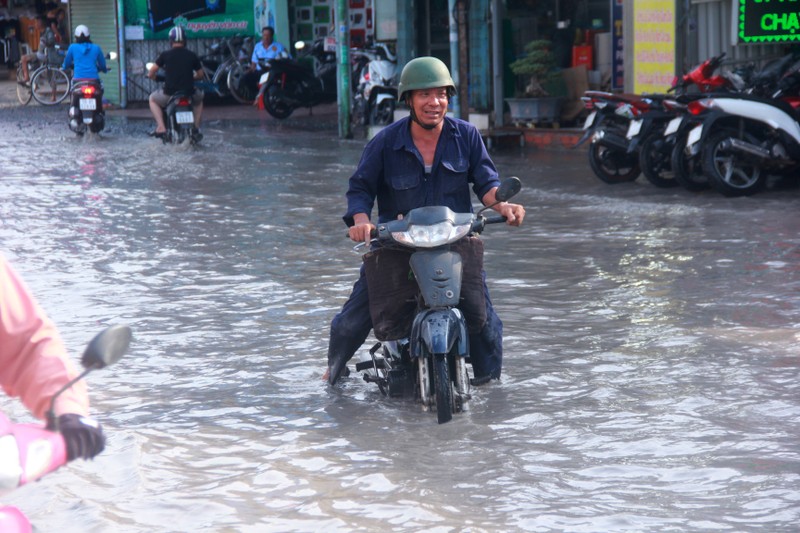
343, 116, 500, 226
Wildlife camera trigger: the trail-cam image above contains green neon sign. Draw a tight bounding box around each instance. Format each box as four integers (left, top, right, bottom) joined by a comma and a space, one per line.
739, 0, 800, 43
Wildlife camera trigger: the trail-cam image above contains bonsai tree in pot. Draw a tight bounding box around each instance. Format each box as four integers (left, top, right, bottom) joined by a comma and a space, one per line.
510, 39, 562, 97
507, 39, 565, 125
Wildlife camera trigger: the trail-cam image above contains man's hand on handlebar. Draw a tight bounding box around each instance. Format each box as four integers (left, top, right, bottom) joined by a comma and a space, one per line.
349, 222, 375, 244
495, 202, 526, 227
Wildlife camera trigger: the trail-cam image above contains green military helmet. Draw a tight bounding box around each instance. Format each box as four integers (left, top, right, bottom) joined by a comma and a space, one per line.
397, 56, 456, 100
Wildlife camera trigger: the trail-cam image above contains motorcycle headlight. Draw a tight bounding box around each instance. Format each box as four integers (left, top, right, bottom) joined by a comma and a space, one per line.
392, 220, 471, 248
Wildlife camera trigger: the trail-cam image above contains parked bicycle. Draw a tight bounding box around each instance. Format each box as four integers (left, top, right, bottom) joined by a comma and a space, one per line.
15, 62, 33, 105
30, 59, 71, 106
198, 34, 254, 104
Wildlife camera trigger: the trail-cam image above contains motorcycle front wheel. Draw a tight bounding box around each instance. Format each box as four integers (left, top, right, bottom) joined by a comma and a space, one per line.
671, 133, 708, 191
433, 354, 454, 424
227, 62, 255, 105
369, 98, 395, 126
587, 141, 641, 184
639, 133, 678, 188
702, 128, 765, 197
263, 80, 294, 119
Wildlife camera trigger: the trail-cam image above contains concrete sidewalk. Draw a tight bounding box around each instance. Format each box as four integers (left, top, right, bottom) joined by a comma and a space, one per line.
1, 65, 583, 150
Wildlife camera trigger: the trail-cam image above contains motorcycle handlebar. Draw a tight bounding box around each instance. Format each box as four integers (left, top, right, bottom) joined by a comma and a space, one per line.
484, 215, 508, 225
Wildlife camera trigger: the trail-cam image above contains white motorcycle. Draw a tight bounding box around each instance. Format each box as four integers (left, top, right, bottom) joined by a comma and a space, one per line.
684, 63, 800, 196
352, 42, 398, 126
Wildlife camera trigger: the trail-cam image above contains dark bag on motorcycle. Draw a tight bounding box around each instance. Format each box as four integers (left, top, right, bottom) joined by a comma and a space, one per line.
363, 237, 487, 341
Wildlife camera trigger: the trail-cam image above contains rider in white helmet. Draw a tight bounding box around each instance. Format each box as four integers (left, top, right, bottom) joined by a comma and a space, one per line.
62, 25, 107, 81
61, 24, 109, 131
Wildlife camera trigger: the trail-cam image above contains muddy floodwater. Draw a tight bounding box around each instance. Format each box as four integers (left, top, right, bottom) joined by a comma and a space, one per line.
1, 110, 798, 532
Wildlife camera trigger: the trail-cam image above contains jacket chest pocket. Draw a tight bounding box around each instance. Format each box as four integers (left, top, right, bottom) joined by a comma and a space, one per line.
390, 173, 421, 213
441, 158, 470, 192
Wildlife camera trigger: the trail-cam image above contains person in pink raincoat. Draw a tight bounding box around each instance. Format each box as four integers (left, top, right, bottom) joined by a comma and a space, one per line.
0, 253, 105, 461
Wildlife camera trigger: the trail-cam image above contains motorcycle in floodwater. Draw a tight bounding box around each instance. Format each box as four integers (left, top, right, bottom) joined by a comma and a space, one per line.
0, 325, 131, 532
352, 178, 522, 424
68, 80, 105, 136
68, 53, 117, 137
147, 67, 203, 145
257, 39, 337, 119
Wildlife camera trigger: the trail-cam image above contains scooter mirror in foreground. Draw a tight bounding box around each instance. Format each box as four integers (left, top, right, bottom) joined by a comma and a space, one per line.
81, 325, 132, 370
46, 325, 132, 430
495, 177, 521, 202
477, 177, 523, 218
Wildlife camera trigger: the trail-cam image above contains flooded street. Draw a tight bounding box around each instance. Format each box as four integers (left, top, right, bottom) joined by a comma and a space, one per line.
1, 109, 799, 532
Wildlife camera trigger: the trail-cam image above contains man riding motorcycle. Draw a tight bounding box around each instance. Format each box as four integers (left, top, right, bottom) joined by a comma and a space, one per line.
323, 57, 525, 386
147, 25, 204, 142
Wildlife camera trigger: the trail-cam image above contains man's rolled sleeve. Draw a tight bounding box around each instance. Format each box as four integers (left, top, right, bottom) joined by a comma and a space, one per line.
467, 126, 501, 199
343, 136, 385, 226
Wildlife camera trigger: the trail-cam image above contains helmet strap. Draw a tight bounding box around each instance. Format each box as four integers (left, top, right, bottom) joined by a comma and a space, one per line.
409, 107, 437, 130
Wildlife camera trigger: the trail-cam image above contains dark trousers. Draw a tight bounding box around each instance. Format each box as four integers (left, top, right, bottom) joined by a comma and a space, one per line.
327, 263, 503, 379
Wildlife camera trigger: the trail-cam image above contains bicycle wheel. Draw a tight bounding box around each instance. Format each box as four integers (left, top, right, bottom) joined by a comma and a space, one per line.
227, 62, 255, 105
16, 65, 32, 105
31, 67, 71, 105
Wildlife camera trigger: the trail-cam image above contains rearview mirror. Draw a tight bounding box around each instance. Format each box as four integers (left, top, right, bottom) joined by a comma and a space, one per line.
495, 177, 521, 202
81, 325, 132, 370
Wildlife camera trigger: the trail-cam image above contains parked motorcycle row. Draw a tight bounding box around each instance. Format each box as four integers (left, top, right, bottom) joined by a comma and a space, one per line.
578, 53, 800, 197
256, 38, 398, 125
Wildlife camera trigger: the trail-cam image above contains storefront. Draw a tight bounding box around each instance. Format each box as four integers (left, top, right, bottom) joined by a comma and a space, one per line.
1, 0, 69, 67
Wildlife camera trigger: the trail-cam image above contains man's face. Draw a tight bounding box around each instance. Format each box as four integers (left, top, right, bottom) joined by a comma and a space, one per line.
262, 29, 274, 45
409, 87, 449, 128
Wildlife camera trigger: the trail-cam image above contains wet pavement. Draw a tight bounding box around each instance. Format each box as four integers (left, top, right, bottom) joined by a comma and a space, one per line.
1, 64, 799, 533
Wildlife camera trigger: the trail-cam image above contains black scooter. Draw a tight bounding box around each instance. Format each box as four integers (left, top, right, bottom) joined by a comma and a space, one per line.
257, 39, 337, 119
147, 67, 202, 145
353, 178, 522, 424
68, 52, 116, 136
68, 80, 105, 136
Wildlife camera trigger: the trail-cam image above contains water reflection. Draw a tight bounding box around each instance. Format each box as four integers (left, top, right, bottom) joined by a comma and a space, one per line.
0, 118, 798, 532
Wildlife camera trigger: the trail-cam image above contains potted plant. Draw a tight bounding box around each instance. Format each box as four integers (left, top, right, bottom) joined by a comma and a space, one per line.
506, 39, 564, 125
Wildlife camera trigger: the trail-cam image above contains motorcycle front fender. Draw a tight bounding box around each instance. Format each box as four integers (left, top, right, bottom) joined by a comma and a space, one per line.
410, 308, 468, 359
374, 92, 396, 105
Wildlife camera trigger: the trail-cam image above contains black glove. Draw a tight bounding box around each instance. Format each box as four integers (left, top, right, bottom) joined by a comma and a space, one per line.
58, 413, 106, 461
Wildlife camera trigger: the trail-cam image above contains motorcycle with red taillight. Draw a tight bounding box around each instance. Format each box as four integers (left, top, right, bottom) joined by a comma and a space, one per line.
148, 66, 203, 145
68, 54, 116, 137
68, 80, 106, 136
0, 325, 131, 532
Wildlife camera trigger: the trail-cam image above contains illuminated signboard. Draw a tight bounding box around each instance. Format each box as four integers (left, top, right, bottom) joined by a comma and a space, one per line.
739, 0, 800, 43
